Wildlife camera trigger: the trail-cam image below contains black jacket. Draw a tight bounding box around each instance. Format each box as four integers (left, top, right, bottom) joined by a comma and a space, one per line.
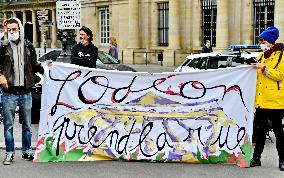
202, 45, 213, 53
71, 43, 98, 68
0, 39, 44, 91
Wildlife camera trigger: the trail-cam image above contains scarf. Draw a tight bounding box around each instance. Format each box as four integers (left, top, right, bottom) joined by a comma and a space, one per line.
9, 17, 25, 86
263, 43, 280, 59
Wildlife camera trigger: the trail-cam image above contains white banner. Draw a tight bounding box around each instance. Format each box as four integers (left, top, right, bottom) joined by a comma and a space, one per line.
35, 63, 256, 167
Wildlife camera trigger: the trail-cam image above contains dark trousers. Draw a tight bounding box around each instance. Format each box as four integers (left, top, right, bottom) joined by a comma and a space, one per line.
253, 108, 284, 161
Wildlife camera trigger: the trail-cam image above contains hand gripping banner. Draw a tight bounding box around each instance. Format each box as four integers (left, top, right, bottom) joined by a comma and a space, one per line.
34, 63, 256, 168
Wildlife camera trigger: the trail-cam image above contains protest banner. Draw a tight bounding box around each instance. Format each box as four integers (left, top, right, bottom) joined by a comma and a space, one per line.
35, 63, 256, 167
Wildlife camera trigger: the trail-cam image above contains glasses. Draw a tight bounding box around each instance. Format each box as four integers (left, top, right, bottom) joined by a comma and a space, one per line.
7, 28, 19, 33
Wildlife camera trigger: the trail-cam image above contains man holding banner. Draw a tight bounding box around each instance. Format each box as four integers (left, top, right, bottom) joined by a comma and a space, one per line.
0, 18, 44, 165
71, 26, 98, 68
250, 26, 284, 171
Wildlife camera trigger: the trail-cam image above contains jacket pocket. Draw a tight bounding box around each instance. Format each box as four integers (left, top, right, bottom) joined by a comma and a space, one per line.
262, 89, 284, 106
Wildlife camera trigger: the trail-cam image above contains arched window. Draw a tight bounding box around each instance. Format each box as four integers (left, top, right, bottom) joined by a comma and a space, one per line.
201, 0, 217, 47
253, 0, 275, 44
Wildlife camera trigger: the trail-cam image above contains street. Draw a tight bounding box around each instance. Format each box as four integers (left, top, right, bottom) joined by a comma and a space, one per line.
0, 64, 283, 178
0, 138, 282, 178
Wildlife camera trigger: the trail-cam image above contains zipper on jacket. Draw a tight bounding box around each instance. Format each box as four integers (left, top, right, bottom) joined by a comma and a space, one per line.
17, 46, 21, 86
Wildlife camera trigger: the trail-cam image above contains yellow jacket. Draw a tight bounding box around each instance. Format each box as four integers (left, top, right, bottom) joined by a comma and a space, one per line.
255, 50, 284, 109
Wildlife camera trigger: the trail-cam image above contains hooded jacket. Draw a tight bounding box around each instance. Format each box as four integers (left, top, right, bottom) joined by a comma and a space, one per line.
255, 43, 284, 109
0, 17, 44, 92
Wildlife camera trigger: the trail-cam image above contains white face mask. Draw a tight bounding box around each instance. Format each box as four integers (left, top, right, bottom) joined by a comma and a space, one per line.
8, 32, 19, 42
260, 44, 270, 51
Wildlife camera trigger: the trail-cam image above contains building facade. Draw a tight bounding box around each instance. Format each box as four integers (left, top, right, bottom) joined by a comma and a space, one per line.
1, 0, 284, 66
0, 0, 58, 48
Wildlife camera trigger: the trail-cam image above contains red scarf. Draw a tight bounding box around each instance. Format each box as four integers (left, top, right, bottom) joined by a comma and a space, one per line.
264, 43, 280, 59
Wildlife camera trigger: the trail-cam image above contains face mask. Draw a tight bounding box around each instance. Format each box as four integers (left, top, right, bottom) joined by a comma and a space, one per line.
8, 32, 19, 42
260, 44, 270, 51
80, 40, 87, 45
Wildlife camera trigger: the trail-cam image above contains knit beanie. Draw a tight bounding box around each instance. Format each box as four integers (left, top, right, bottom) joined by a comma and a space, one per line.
259, 26, 279, 44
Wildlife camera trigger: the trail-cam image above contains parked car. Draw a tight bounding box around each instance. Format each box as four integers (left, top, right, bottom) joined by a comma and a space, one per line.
174, 45, 261, 72
38, 49, 137, 72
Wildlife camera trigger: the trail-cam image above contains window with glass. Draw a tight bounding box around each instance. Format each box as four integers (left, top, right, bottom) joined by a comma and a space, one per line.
99, 7, 109, 44
201, 0, 217, 47
253, 0, 275, 44
158, 2, 169, 46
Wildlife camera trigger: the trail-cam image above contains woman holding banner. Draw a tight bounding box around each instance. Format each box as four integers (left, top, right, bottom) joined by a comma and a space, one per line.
250, 26, 284, 171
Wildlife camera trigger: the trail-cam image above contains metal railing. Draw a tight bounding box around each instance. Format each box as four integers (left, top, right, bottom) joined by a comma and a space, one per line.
173, 50, 192, 66
133, 50, 164, 66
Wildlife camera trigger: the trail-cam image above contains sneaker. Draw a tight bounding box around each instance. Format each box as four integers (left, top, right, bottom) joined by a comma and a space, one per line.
3, 152, 14, 165
22, 150, 34, 161
250, 157, 261, 167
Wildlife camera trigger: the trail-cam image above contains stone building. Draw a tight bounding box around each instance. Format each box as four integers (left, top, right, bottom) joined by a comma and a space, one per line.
0, 0, 58, 48
1, 0, 284, 66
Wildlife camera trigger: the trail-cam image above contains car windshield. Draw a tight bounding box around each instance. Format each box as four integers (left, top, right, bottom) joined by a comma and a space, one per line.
184, 57, 208, 69
97, 51, 118, 64
38, 49, 62, 62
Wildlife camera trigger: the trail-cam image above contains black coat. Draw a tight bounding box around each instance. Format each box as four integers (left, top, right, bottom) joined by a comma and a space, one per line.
202, 45, 213, 53
71, 43, 98, 68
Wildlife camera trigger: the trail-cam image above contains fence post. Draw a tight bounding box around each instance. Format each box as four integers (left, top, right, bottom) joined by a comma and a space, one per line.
121, 50, 124, 64
146, 52, 148, 65
174, 50, 176, 66
133, 50, 135, 64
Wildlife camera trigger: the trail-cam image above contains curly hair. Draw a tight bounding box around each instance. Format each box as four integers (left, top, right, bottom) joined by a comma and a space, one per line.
80, 26, 93, 42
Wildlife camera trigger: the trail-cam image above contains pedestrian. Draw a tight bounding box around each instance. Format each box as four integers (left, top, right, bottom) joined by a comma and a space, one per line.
108, 36, 118, 61
70, 26, 98, 68
202, 40, 213, 53
250, 26, 284, 171
0, 17, 44, 165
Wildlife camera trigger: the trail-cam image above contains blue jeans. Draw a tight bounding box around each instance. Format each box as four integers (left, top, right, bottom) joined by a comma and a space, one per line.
2, 92, 32, 154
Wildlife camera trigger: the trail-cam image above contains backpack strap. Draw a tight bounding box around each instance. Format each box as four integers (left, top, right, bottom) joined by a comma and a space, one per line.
257, 54, 263, 63
273, 51, 283, 69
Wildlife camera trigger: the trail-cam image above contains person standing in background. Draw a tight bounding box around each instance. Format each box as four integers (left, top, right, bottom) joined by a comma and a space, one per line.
202, 40, 213, 53
108, 36, 118, 61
